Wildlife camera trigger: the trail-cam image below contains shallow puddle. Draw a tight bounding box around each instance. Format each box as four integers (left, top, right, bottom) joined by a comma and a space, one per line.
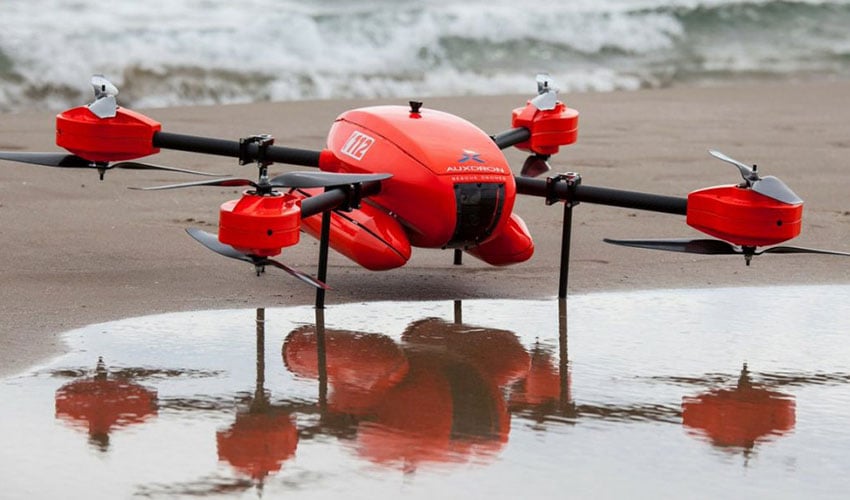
2, 285, 850, 499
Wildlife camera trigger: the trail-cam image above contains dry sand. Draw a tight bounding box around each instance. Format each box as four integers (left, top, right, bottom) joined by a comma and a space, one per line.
1, 81, 849, 377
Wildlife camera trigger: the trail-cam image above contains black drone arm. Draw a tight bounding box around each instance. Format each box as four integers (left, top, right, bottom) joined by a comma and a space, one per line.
492, 127, 531, 150
299, 181, 384, 218
153, 131, 322, 167
514, 176, 687, 215
514, 174, 688, 299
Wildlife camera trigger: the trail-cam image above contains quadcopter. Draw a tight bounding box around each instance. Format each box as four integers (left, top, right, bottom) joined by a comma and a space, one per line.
1, 74, 847, 306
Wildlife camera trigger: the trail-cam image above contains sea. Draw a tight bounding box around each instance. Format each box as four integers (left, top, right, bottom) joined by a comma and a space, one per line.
1, 0, 849, 112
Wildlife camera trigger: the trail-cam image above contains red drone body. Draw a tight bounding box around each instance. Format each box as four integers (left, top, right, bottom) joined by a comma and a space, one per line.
294, 103, 567, 270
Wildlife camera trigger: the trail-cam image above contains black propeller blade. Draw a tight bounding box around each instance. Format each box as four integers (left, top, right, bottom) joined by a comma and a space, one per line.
0, 152, 221, 178
134, 171, 391, 191
110, 161, 222, 176
603, 238, 739, 255
0, 151, 94, 168
186, 228, 328, 290
604, 237, 850, 260
758, 246, 850, 257
130, 178, 257, 190
268, 171, 391, 188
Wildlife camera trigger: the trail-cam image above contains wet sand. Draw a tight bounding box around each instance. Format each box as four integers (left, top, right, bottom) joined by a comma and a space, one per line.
1, 81, 849, 376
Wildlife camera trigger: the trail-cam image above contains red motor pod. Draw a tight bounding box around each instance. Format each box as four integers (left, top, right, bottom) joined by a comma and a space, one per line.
687, 185, 802, 247
511, 101, 579, 156
218, 193, 301, 257
56, 106, 161, 162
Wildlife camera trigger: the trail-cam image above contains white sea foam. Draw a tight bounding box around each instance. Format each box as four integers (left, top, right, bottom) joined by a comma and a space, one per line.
1, 0, 849, 111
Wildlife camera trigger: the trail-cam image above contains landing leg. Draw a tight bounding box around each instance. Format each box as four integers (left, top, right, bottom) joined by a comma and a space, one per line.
547, 172, 580, 299
453, 249, 463, 265
558, 201, 573, 299
316, 210, 331, 309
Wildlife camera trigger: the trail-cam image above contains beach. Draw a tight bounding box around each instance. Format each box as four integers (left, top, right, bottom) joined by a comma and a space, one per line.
1, 81, 849, 377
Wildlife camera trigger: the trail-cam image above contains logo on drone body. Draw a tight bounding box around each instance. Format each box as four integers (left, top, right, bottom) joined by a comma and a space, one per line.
457, 150, 485, 164
445, 165, 506, 174
446, 149, 505, 174
341, 131, 375, 161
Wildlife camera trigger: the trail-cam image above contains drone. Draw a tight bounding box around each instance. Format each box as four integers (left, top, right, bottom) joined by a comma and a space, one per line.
1, 74, 847, 306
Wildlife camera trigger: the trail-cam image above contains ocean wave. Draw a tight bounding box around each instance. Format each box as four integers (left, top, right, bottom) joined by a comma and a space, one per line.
1, 0, 849, 112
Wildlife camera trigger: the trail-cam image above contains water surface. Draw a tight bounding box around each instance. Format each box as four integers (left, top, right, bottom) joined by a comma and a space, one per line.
2, 285, 849, 499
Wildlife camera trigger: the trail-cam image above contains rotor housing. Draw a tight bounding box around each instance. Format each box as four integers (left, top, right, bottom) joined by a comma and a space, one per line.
218, 193, 301, 257
56, 106, 161, 162
511, 100, 579, 156
687, 185, 803, 247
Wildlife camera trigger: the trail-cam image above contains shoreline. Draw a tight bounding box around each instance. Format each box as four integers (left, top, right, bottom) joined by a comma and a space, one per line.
2, 80, 849, 377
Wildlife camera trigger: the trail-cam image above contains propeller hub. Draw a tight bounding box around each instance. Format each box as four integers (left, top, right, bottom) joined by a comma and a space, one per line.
708, 150, 802, 205
531, 73, 560, 111
88, 75, 120, 119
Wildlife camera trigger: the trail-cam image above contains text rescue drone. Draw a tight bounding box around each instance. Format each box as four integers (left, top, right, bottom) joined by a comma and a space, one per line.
1, 74, 847, 307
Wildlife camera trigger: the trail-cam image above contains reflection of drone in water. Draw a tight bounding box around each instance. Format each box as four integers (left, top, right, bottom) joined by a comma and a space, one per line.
52, 302, 834, 492
54, 357, 158, 452
3, 75, 848, 304
681, 364, 795, 454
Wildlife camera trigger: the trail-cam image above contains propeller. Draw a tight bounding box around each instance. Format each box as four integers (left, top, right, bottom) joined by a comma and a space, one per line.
0, 75, 221, 179
0, 152, 93, 168
0, 152, 221, 178
131, 171, 392, 192
109, 161, 221, 176
186, 228, 328, 289
170, 173, 391, 288
604, 238, 850, 265
709, 150, 802, 205
88, 74, 119, 119
531, 73, 559, 111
